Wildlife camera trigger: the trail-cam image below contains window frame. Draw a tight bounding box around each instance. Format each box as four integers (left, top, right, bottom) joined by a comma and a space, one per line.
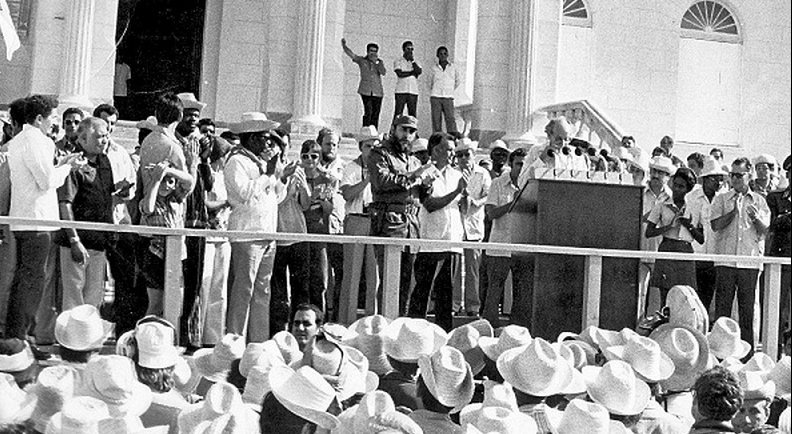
562, 0, 592, 28
679, 0, 742, 44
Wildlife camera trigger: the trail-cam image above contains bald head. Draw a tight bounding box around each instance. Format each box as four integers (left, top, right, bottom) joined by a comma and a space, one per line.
77, 116, 110, 156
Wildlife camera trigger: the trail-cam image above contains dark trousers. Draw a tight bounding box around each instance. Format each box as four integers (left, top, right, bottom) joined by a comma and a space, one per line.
394, 93, 418, 118
181, 236, 205, 346
509, 255, 535, 327
361, 94, 383, 127
5, 231, 53, 339
306, 242, 328, 310
271, 242, 310, 333
430, 97, 457, 134
370, 207, 419, 315
695, 260, 717, 311
714, 266, 759, 355
107, 233, 147, 338
326, 242, 344, 321
409, 252, 461, 332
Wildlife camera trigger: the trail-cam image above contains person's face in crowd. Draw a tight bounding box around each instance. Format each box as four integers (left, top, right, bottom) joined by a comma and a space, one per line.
730, 163, 752, 194
366, 46, 379, 62
36, 108, 60, 138
181, 108, 200, 131
490, 148, 509, 172
732, 398, 771, 433
321, 133, 339, 163
621, 137, 635, 148
199, 124, 215, 136
158, 175, 177, 197
754, 162, 772, 181
456, 148, 474, 170
688, 158, 702, 176
702, 175, 725, 197
661, 137, 674, 152
711, 150, 723, 161
63, 113, 83, 141
437, 48, 449, 64
301, 143, 322, 171
403, 43, 414, 61
670, 176, 690, 201
413, 150, 430, 165
510, 155, 525, 184
393, 124, 417, 153
252, 131, 280, 162
98, 112, 118, 135
79, 123, 110, 157
360, 139, 376, 162
649, 167, 670, 191
432, 140, 454, 168
291, 309, 319, 350
652, 147, 666, 158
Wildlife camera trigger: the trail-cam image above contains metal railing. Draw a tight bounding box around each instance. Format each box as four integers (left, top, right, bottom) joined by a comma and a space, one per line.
1, 216, 788, 358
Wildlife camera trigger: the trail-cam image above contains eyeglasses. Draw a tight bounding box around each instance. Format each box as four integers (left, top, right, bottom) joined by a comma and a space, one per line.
301, 153, 320, 160
63, 119, 80, 125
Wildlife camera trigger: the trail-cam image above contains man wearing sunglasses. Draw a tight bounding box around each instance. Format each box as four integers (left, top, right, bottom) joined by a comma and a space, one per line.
55, 107, 84, 156
710, 157, 771, 358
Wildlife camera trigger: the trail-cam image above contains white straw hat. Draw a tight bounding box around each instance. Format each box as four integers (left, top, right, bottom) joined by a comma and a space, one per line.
269, 365, 340, 430
271, 331, 304, 365
382, 318, 448, 363
465, 406, 538, 434
241, 355, 286, 412
649, 323, 710, 392
230, 112, 280, 134
738, 370, 776, 401
707, 317, 751, 360
447, 319, 494, 375
766, 356, 791, 399
496, 337, 586, 397
478, 325, 532, 361
238, 340, 282, 379
582, 360, 651, 416
135, 321, 179, 369
603, 335, 675, 383
0, 372, 27, 424
193, 333, 245, 382
700, 156, 728, 178
741, 352, 775, 376
45, 396, 110, 434
55, 304, 113, 351
459, 380, 519, 428
342, 315, 393, 375
177, 381, 257, 434
418, 346, 475, 413
80, 355, 153, 418
666, 285, 709, 334
557, 399, 631, 434
24, 365, 78, 433
176, 93, 206, 111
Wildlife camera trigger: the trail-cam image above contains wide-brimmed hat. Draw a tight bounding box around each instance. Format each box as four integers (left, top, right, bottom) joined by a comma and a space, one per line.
707, 317, 751, 360
269, 365, 340, 430
193, 333, 245, 383
649, 324, 710, 392
464, 406, 538, 434
80, 355, 152, 418
766, 356, 790, 399
741, 352, 775, 376
700, 156, 728, 178
559, 340, 597, 371
45, 396, 110, 434
418, 346, 474, 413
0, 373, 27, 423
394, 115, 417, 129
489, 140, 510, 153
356, 126, 382, 144
271, 331, 304, 365
0, 338, 36, 385
230, 111, 280, 134
411, 138, 428, 153
174, 356, 201, 395
459, 380, 519, 428
342, 315, 393, 375
648, 156, 675, 175
238, 340, 282, 379
479, 325, 532, 361
241, 354, 287, 412
557, 399, 631, 434
583, 360, 650, 416
176, 92, 206, 111
739, 370, 776, 401
497, 337, 586, 397
54, 305, 113, 351
603, 335, 675, 383
753, 154, 778, 168
666, 285, 709, 335
347, 390, 422, 434
24, 365, 78, 433
447, 319, 494, 375
135, 116, 158, 131
97, 417, 169, 434
135, 321, 179, 369
177, 381, 256, 434
456, 137, 479, 153
323, 323, 349, 341
382, 318, 448, 363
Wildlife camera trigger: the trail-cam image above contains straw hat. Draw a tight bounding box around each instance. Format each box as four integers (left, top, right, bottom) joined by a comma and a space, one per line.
54, 305, 113, 351
459, 380, 519, 428
230, 112, 280, 134
456, 137, 479, 153
497, 337, 586, 397
741, 352, 775, 376
720, 357, 744, 373
79, 355, 152, 418
0, 373, 27, 423
411, 138, 428, 153
0, 338, 36, 385
447, 319, 494, 375
241, 355, 287, 412
271, 331, 303, 365
603, 335, 675, 383
193, 333, 245, 382
338, 345, 379, 400
135, 321, 179, 369
766, 356, 790, 399
666, 285, 709, 335
25, 365, 78, 433
355, 126, 382, 144
382, 318, 448, 363
322, 323, 349, 341
649, 324, 710, 392
649, 156, 675, 175
177, 381, 257, 434
700, 156, 728, 178
753, 154, 779, 168
464, 406, 538, 434
478, 325, 532, 361
135, 116, 158, 131
349, 390, 422, 434
342, 315, 393, 375
489, 140, 510, 153
176, 93, 206, 111
707, 317, 751, 360
583, 360, 650, 416
174, 356, 201, 395
738, 370, 776, 401
97, 417, 169, 434
269, 365, 340, 430
559, 340, 597, 370
238, 340, 282, 378
418, 346, 475, 413
45, 396, 110, 434
557, 399, 631, 434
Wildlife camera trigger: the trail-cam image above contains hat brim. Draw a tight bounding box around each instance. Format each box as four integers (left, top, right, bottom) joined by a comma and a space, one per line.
54, 318, 113, 352
709, 338, 752, 361
383, 321, 447, 363
478, 336, 502, 361
182, 101, 207, 111
497, 346, 585, 397
583, 366, 651, 416
193, 349, 229, 383
650, 324, 710, 392
603, 345, 676, 383
419, 356, 475, 414
270, 370, 340, 430
231, 120, 281, 135
105, 382, 153, 418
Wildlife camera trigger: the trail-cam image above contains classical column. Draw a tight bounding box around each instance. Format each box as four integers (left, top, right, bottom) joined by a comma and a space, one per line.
290, 0, 328, 138
59, 0, 96, 110
502, 0, 537, 147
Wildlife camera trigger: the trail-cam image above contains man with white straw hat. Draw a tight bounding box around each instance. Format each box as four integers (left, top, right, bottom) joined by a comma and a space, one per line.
264, 364, 341, 433
225, 111, 285, 342
22, 365, 78, 433
334, 389, 423, 434
79, 355, 153, 419
459, 380, 519, 427
241, 354, 286, 413
477, 324, 531, 382
497, 337, 585, 433
446, 318, 493, 376
192, 333, 245, 385
54, 304, 113, 366
0, 337, 37, 387
342, 314, 393, 376
708, 317, 752, 361
582, 360, 651, 430
0, 372, 29, 425
731, 370, 776, 433
462, 406, 538, 434
45, 395, 110, 434
177, 381, 258, 434
557, 399, 630, 434
410, 346, 474, 432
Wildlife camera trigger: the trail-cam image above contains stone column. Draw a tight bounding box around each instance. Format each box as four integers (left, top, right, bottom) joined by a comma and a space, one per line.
59, 0, 96, 110
502, 0, 538, 147
290, 0, 328, 138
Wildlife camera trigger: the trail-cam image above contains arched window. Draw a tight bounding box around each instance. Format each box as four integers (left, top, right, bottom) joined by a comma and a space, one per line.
680, 1, 741, 43
562, 0, 591, 28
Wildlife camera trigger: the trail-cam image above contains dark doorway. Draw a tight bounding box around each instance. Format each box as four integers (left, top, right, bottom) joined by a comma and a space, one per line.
115, 0, 206, 120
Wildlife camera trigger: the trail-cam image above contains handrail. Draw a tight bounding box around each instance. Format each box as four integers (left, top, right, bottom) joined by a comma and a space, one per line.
540, 99, 626, 151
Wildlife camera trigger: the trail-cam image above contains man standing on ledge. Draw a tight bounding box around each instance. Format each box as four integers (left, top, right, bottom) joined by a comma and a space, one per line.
369, 115, 433, 315
342, 38, 387, 128
429, 46, 460, 137
393, 40, 421, 119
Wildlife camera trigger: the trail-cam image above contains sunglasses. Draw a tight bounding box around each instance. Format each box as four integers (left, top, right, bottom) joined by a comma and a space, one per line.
63, 119, 80, 126
301, 153, 320, 160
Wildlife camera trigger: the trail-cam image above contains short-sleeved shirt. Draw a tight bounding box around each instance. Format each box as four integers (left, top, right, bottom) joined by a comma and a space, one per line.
461, 164, 491, 241
394, 57, 419, 94
642, 186, 672, 259
322, 158, 346, 234
352, 55, 386, 97
709, 189, 771, 269
647, 196, 699, 243
485, 172, 519, 257
686, 185, 725, 255
419, 165, 464, 253
56, 154, 115, 251
340, 157, 372, 215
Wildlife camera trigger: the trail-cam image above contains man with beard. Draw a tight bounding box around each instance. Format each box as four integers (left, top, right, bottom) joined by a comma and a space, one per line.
369, 115, 433, 315
316, 128, 346, 320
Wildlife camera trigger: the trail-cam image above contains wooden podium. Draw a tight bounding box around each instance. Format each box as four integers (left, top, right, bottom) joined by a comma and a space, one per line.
509, 175, 644, 339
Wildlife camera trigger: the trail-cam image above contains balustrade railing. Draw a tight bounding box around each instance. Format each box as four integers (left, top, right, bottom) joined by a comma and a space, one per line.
541, 99, 626, 151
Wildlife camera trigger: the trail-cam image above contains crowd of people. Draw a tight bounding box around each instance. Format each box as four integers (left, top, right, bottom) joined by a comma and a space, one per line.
0, 78, 789, 433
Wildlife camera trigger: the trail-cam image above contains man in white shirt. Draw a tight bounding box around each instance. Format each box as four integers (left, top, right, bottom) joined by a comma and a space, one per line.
6, 95, 84, 343
393, 40, 422, 119
429, 46, 461, 137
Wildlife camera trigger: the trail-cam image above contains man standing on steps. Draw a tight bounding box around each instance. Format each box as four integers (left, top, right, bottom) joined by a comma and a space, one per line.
342, 38, 387, 128
393, 40, 421, 119
429, 46, 460, 137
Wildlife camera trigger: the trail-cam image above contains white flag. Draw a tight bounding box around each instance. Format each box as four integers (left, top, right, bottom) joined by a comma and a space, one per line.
0, 0, 21, 61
